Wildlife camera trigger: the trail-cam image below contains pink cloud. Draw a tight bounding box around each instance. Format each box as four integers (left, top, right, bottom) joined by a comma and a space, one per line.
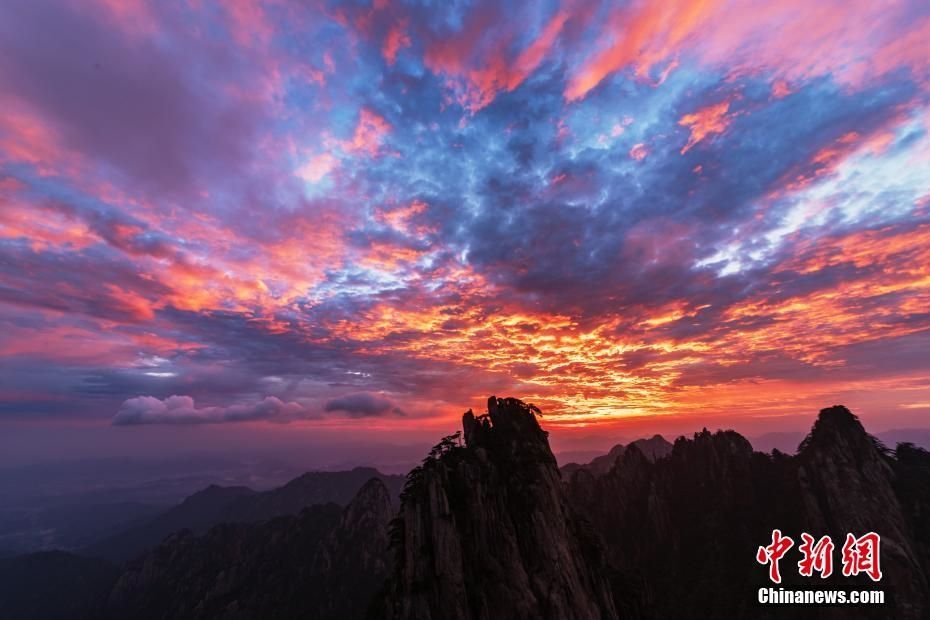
566, 0, 713, 101
565, 0, 930, 101
423, 8, 569, 111
343, 108, 391, 156
297, 153, 338, 182
113, 395, 309, 425
629, 143, 649, 160
383, 20, 411, 65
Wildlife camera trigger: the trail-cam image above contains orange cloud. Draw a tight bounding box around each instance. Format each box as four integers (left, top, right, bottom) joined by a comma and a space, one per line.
103, 284, 157, 321
300, 215, 930, 428
375, 200, 432, 236
679, 98, 735, 153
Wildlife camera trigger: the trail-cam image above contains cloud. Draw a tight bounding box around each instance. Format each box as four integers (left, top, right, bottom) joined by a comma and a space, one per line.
3, 0, 930, 434
324, 392, 405, 418
112, 395, 309, 425
112, 390, 409, 426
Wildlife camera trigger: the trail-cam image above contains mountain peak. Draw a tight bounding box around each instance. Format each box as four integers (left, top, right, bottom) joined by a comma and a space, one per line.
381, 396, 618, 619
798, 404, 873, 454
462, 396, 553, 463
814, 404, 863, 433
341, 477, 392, 530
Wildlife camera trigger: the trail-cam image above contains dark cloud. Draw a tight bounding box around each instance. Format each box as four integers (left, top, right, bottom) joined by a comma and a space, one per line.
324, 392, 405, 418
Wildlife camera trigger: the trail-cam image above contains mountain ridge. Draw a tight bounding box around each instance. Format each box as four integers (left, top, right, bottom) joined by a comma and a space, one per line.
85, 466, 403, 564
2, 399, 929, 619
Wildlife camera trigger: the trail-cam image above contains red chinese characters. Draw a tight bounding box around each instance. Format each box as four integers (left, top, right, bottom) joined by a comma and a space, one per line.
798, 533, 834, 578
756, 529, 794, 583
841, 532, 882, 582
757, 530, 882, 582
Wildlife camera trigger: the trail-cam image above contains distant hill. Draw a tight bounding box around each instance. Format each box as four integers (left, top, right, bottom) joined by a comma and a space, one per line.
0, 478, 396, 620
108, 478, 394, 620
749, 428, 930, 454
560, 434, 673, 476
85, 466, 403, 564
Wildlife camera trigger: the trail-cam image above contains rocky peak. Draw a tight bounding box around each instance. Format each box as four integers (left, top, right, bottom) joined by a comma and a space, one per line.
563, 404, 930, 619
618, 441, 651, 471
797, 405, 883, 461
795, 406, 928, 616
340, 477, 393, 532
314, 476, 394, 583
462, 396, 554, 466
379, 396, 617, 620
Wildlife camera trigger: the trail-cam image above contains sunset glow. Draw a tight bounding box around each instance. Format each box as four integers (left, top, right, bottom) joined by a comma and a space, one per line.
1, 0, 929, 445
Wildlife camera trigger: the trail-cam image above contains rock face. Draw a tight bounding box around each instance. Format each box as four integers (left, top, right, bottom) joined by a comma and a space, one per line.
795, 406, 929, 618
567, 405, 930, 619
108, 477, 394, 620
378, 396, 618, 620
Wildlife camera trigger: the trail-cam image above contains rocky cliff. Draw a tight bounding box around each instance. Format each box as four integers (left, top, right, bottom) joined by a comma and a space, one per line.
567, 405, 930, 619
377, 396, 618, 620
794, 406, 929, 618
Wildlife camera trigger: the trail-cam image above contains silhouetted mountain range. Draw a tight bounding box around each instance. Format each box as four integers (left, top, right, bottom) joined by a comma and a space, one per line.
85, 466, 404, 564
108, 478, 394, 620
568, 406, 930, 618
1, 398, 929, 619
560, 434, 673, 476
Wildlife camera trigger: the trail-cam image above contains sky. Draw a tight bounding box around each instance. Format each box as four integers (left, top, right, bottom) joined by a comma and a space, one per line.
1, 0, 930, 464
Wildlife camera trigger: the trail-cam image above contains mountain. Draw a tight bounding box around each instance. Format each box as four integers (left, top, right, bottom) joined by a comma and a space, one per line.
108, 477, 394, 620
560, 434, 673, 476
3, 399, 929, 619
745, 428, 930, 455
794, 407, 928, 617
0, 551, 119, 620
567, 405, 930, 619
86, 467, 403, 564
375, 396, 618, 620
